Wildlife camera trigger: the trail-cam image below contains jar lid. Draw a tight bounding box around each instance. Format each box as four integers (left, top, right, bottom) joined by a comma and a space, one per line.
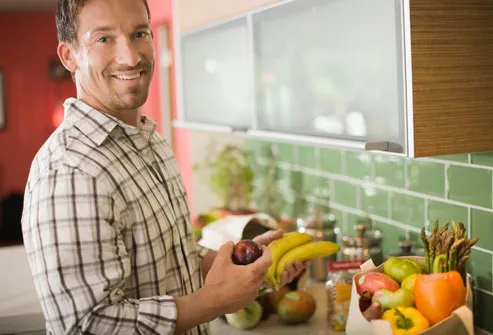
342, 223, 382, 248
298, 206, 336, 230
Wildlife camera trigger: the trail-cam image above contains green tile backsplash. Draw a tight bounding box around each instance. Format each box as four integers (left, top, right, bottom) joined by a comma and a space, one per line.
297, 145, 317, 169
447, 165, 492, 209
320, 147, 343, 174
244, 140, 493, 333
427, 200, 468, 227
374, 154, 406, 188
390, 193, 425, 229
408, 160, 446, 197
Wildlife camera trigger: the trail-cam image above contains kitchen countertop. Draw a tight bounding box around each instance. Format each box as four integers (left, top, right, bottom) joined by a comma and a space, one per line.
1, 280, 490, 335
210, 281, 344, 335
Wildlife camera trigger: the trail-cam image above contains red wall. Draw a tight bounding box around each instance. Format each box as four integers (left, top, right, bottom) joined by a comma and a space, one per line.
0, 12, 76, 197
145, 0, 194, 214
0, 3, 194, 214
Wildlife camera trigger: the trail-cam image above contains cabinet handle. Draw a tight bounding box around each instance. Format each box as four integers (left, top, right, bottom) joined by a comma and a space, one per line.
172, 120, 235, 133
246, 130, 401, 153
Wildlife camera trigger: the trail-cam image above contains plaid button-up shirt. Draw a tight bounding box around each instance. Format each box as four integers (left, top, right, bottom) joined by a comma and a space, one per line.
21, 98, 210, 335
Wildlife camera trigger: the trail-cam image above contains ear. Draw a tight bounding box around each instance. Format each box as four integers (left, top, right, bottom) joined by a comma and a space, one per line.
57, 41, 78, 74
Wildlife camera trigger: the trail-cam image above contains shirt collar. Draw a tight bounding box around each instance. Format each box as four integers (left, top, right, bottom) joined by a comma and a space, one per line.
63, 98, 157, 146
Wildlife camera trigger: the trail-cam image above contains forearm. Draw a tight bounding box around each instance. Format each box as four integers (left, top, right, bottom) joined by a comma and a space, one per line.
174, 287, 221, 334
200, 249, 218, 278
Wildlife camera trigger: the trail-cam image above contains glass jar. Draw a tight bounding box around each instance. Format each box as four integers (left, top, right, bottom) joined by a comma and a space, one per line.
326, 260, 364, 331
340, 218, 384, 266
297, 205, 338, 281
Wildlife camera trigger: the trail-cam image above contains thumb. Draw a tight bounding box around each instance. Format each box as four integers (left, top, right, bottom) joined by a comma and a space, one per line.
217, 241, 235, 262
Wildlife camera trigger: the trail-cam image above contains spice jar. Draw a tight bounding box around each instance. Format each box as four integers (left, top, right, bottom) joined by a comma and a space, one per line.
326, 260, 364, 331
340, 218, 384, 266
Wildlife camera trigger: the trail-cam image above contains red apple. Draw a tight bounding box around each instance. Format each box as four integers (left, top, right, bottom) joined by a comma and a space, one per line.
267, 285, 291, 313
232, 240, 263, 265
356, 272, 400, 295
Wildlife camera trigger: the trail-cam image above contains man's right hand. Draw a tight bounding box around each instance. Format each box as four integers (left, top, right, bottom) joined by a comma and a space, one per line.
202, 241, 272, 314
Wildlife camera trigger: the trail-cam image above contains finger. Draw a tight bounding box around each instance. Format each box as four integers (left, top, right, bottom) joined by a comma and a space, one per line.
285, 262, 297, 281
280, 271, 289, 287
253, 229, 283, 246
250, 245, 272, 272
294, 259, 304, 274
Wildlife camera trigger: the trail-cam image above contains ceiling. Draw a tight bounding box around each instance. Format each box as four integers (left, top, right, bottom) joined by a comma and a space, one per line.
0, 0, 58, 12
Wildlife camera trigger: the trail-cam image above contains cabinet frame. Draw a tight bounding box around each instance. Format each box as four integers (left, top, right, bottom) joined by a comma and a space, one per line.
174, 0, 493, 158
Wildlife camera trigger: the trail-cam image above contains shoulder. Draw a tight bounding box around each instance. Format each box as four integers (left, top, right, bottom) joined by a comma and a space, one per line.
25, 124, 116, 196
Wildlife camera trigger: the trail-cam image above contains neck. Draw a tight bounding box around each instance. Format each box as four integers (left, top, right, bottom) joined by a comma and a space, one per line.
78, 96, 142, 127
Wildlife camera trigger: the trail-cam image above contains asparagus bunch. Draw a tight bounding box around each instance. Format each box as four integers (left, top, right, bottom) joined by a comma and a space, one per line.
420, 219, 478, 281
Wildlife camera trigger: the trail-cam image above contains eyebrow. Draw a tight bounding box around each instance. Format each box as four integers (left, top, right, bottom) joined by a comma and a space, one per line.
90, 23, 151, 35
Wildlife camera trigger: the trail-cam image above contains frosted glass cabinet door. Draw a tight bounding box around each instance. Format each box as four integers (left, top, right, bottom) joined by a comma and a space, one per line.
253, 0, 406, 151
181, 18, 252, 127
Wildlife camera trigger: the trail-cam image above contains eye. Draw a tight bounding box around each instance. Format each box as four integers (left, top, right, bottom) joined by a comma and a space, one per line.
97, 36, 109, 43
135, 31, 149, 39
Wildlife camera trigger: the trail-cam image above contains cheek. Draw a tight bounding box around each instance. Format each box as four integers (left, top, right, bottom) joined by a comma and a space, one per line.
85, 49, 112, 77
143, 41, 156, 62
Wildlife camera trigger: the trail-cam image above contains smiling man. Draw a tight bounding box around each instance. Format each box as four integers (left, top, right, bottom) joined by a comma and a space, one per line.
20, 0, 305, 335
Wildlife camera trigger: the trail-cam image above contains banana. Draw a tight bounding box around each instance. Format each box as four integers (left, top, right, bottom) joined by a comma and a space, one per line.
265, 232, 313, 286
274, 241, 340, 284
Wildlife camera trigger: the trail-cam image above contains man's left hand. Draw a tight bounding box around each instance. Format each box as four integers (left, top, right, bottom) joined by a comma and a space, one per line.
253, 229, 309, 287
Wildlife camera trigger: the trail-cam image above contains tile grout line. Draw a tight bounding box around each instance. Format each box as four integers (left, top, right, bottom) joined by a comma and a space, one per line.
474, 245, 493, 255
476, 287, 493, 297
444, 163, 450, 200
327, 200, 423, 234
268, 160, 493, 214
329, 179, 335, 206
468, 207, 472, 239
356, 184, 362, 211
404, 158, 410, 190
293, 144, 299, 166
388, 190, 393, 220
343, 211, 348, 233
370, 154, 376, 182
424, 198, 429, 232
314, 146, 321, 170
269, 141, 490, 172
424, 156, 493, 171
341, 150, 347, 175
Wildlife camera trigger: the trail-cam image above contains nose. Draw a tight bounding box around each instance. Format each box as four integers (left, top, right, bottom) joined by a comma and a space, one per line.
115, 37, 141, 67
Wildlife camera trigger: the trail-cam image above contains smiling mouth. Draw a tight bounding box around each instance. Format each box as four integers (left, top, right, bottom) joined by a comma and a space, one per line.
111, 72, 143, 80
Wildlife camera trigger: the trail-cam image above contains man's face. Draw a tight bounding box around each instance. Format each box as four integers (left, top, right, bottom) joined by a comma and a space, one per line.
70, 0, 154, 112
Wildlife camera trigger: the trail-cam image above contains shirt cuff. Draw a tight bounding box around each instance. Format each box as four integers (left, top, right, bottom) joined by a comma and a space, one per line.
137, 295, 177, 334
196, 244, 211, 260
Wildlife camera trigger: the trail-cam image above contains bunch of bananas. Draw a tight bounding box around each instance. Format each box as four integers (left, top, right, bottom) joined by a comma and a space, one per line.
265, 232, 340, 287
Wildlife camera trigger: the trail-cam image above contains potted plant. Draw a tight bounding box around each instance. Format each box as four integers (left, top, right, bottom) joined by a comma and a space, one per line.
192, 145, 256, 240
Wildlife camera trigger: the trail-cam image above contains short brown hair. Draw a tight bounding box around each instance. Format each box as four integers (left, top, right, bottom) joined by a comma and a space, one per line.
56, 0, 151, 46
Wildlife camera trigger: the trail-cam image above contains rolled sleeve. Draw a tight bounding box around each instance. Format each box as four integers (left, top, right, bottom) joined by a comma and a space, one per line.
196, 244, 212, 260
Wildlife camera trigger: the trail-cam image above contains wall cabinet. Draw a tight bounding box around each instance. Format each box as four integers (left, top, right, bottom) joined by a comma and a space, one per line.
175, 0, 493, 157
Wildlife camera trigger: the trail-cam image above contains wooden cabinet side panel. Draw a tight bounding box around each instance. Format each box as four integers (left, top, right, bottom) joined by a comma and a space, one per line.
410, 0, 493, 157
177, 0, 279, 31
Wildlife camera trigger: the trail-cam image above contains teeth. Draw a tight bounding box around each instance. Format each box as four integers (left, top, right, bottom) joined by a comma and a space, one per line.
114, 73, 141, 80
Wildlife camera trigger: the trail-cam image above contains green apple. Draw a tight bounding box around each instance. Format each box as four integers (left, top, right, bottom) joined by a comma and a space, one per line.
401, 273, 419, 292
225, 301, 263, 329
383, 257, 422, 283
372, 288, 414, 310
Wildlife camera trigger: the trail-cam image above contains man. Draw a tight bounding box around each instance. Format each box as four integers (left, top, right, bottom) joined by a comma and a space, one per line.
21, 0, 305, 334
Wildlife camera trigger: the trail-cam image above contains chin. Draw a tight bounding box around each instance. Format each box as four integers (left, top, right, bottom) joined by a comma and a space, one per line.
113, 92, 149, 110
